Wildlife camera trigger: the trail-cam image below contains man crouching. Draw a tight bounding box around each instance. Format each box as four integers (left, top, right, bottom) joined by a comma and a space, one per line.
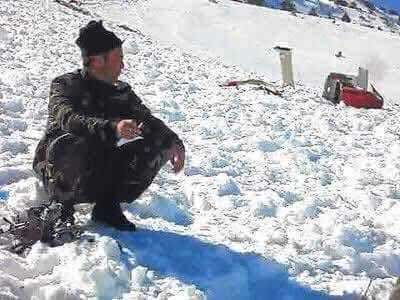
33, 20, 185, 231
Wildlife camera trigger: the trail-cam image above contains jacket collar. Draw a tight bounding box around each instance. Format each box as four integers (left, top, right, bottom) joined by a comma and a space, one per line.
80, 69, 130, 94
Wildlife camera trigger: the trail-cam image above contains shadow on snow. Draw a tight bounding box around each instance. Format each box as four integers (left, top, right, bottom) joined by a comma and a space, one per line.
100, 228, 347, 300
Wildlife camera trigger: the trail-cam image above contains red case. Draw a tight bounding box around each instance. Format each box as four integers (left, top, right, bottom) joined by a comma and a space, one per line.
341, 87, 383, 109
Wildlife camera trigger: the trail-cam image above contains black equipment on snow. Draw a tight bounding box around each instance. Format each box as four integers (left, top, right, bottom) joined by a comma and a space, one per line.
0, 202, 84, 254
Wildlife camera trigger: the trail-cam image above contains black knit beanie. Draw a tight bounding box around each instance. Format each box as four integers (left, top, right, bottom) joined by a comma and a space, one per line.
75, 20, 123, 56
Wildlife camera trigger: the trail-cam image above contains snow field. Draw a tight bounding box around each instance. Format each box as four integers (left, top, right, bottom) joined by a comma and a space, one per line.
0, 0, 399, 299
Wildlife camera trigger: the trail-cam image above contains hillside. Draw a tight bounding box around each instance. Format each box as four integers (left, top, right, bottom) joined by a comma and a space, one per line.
84, 0, 400, 102
239, 0, 400, 34
0, 0, 399, 299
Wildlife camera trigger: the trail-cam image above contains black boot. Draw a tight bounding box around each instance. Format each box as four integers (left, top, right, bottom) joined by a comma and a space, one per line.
91, 202, 136, 231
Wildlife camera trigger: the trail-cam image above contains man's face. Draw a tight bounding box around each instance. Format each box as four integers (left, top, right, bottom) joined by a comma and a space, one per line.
89, 47, 124, 84
104, 47, 124, 81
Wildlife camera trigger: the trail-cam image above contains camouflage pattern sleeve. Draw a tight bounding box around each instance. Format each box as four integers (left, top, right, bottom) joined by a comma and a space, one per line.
128, 91, 183, 151
144, 114, 184, 150
49, 77, 118, 145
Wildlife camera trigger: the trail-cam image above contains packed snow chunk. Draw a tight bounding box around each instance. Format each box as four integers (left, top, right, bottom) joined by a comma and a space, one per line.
132, 194, 193, 225
198, 118, 225, 139
27, 243, 61, 275
302, 148, 327, 163
0, 120, 8, 136
1, 71, 31, 94
257, 139, 281, 153
1, 98, 25, 113
157, 98, 185, 121
185, 165, 202, 176
89, 264, 122, 297
167, 110, 186, 122
0, 138, 28, 155
0, 251, 33, 280
250, 190, 284, 217
102, 237, 123, 258
389, 185, 400, 200
277, 199, 322, 222
130, 266, 151, 289
149, 280, 205, 300
87, 237, 131, 298
319, 170, 333, 186
36, 284, 80, 300
124, 40, 140, 55
185, 152, 214, 176
169, 286, 205, 300
7, 119, 28, 131
0, 272, 21, 300
7, 178, 48, 213
184, 179, 213, 210
210, 151, 232, 169
351, 117, 374, 132
279, 190, 301, 204
360, 249, 400, 277
0, 167, 31, 187
216, 173, 240, 196
0, 290, 18, 300
265, 227, 288, 246
0, 28, 12, 41
337, 226, 385, 254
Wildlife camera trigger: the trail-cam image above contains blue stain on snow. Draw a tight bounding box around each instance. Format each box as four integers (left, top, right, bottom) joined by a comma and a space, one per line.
0, 190, 9, 202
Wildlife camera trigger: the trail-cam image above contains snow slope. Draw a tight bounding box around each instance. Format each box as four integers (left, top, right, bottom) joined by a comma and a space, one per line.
87, 0, 400, 102
0, 0, 400, 299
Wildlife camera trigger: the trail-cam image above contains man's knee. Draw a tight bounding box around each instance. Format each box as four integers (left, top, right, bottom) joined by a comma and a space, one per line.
114, 140, 169, 202
45, 133, 92, 204
118, 140, 169, 172
47, 133, 88, 164
116, 182, 149, 203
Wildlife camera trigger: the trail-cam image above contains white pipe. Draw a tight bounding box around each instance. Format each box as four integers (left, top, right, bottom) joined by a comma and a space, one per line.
274, 46, 295, 87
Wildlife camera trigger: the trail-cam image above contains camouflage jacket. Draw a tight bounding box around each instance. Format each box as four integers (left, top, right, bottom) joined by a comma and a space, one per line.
33, 69, 182, 174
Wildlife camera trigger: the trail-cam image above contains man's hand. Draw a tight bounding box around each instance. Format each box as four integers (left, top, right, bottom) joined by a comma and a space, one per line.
116, 119, 142, 139
167, 141, 185, 173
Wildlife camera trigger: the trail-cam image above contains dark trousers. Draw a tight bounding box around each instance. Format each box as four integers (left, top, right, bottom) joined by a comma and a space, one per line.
42, 133, 168, 210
